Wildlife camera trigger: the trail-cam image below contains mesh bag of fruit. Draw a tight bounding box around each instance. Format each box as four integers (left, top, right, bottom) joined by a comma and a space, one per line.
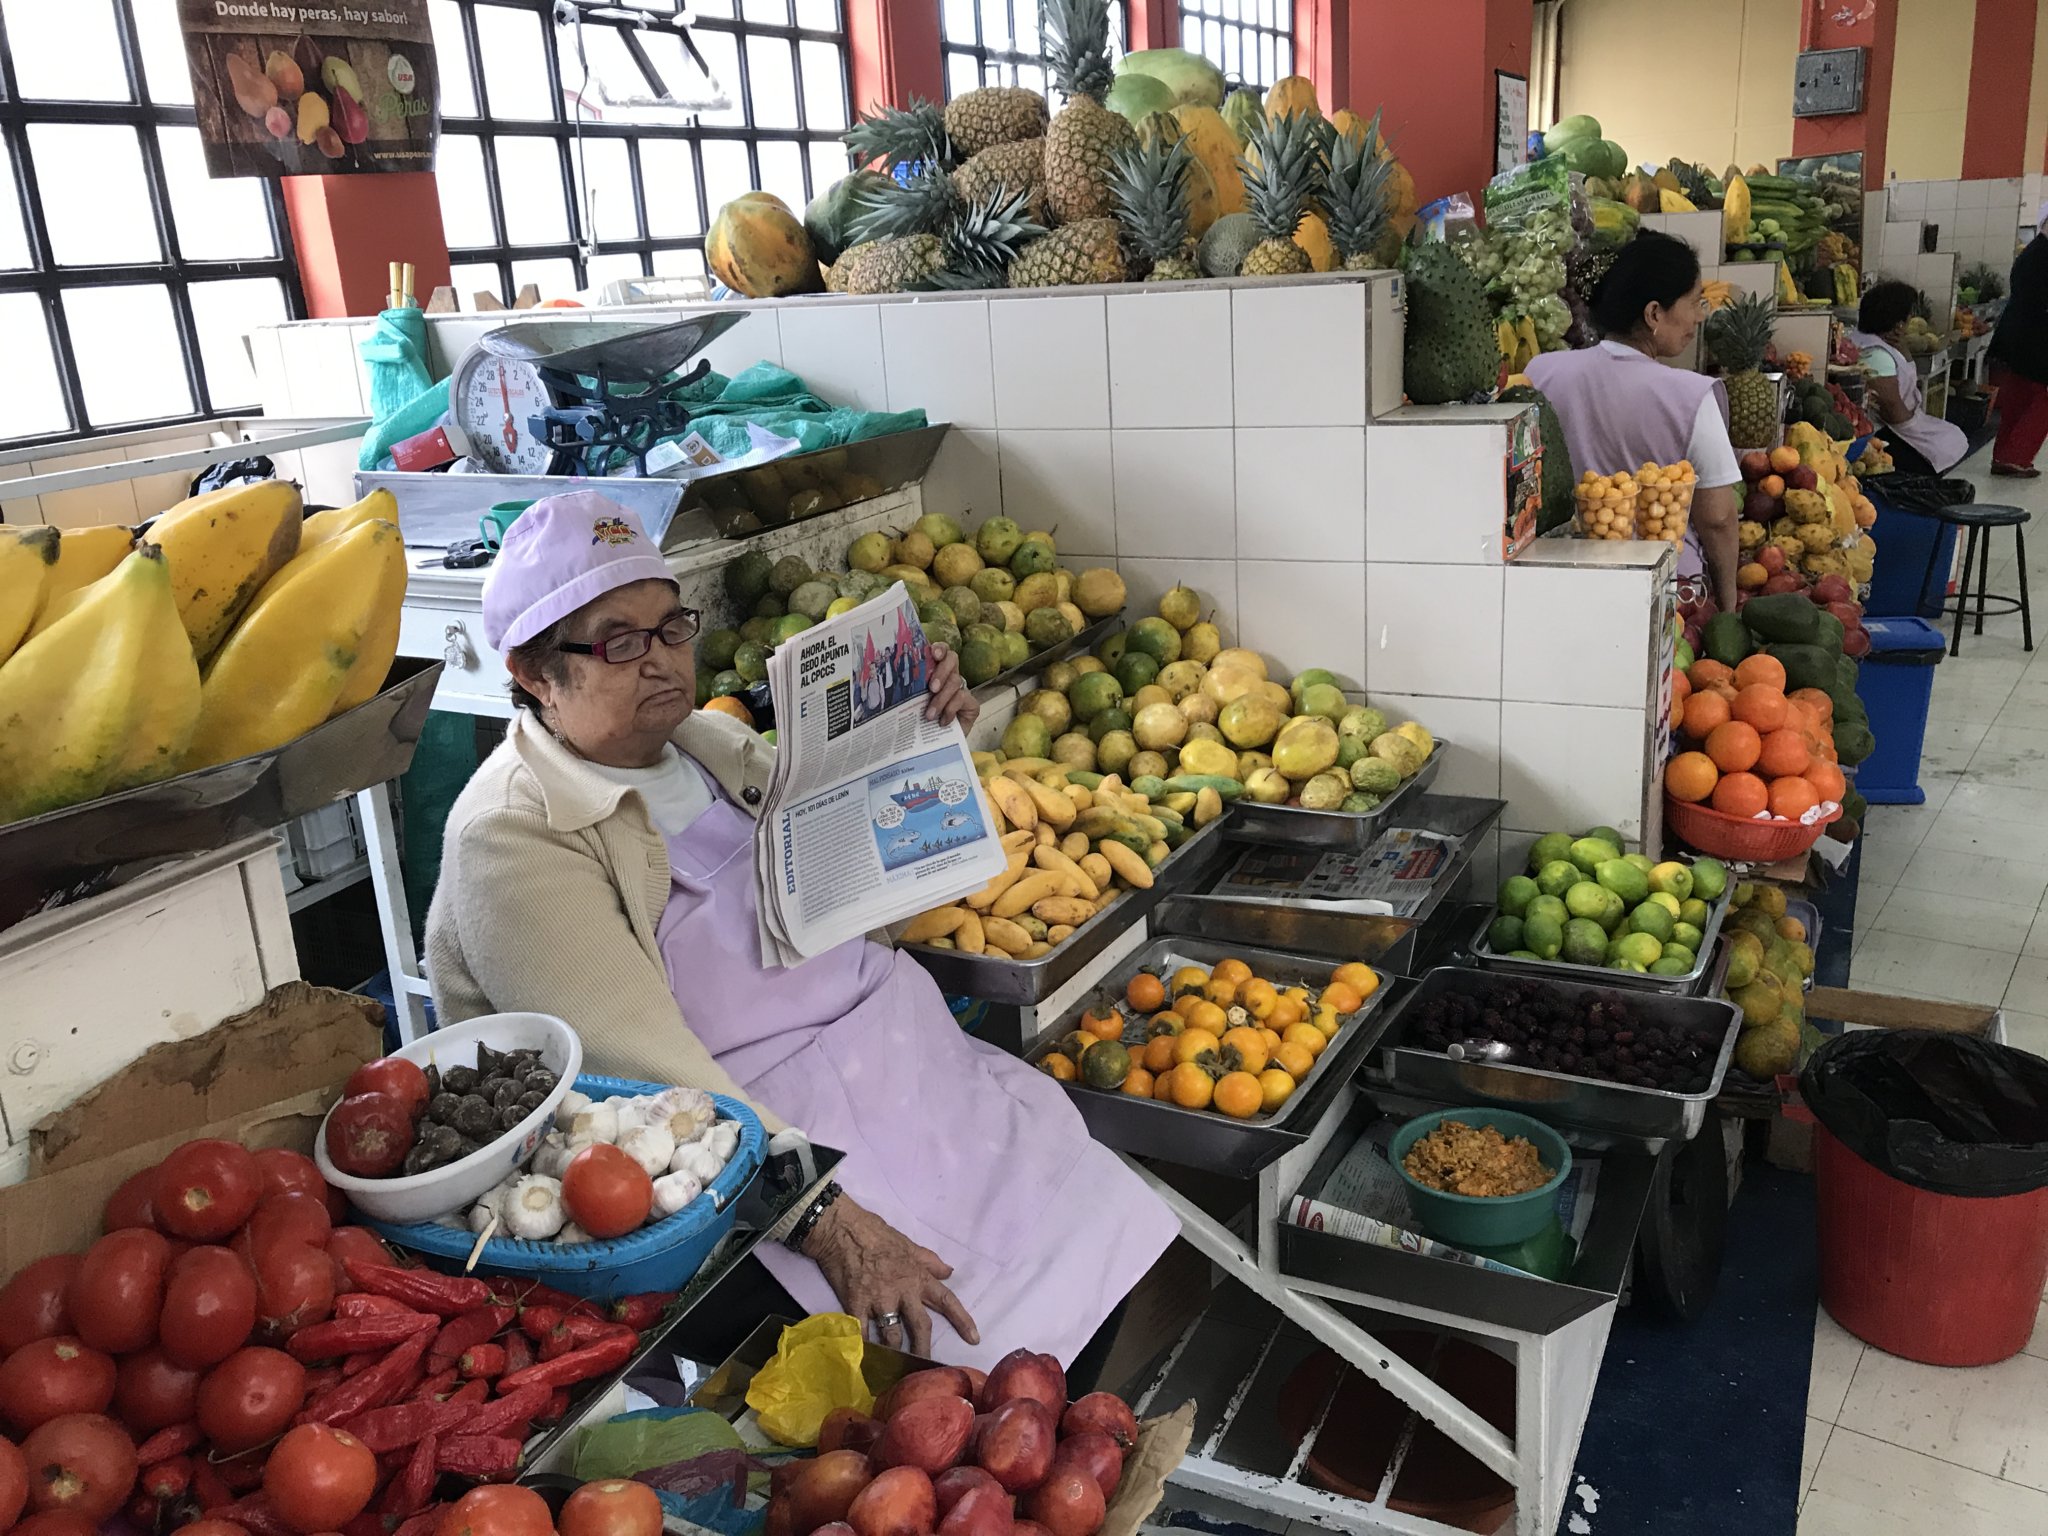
1634, 461, 1697, 544
1575, 469, 1639, 540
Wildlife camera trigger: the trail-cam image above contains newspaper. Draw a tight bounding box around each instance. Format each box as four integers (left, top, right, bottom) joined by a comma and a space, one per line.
753, 584, 1007, 965
1208, 829, 1464, 916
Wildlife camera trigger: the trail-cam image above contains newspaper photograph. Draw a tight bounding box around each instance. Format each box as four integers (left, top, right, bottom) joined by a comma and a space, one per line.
753, 585, 1005, 964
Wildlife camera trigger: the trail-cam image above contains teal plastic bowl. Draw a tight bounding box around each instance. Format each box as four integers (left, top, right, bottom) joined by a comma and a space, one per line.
1389, 1108, 1572, 1249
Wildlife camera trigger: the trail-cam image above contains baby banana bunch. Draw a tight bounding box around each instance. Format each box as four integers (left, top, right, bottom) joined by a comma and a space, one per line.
144, 479, 304, 660
0, 526, 61, 666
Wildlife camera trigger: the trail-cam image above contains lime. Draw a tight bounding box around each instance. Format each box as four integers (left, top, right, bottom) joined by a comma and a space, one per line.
1526, 894, 1568, 929
1562, 917, 1609, 966
1626, 903, 1675, 943
1536, 860, 1583, 899
1564, 882, 1614, 924
1691, 857, 1730, 901
1648, 956, 1693, 976
1587, 885, 1627, 932
1595, 858, 1650, 906
1499, 875, 1540, 918
1569, 836, 1621, 875
1523, 913, 1564, 960
1649, 861, 1695, 901
1661, 942, 1697, 965
1646, 891, 1682, 917
1678, 898, 1711, 930
1622, 852, 1655, 875
1671, 921, 1705, 952
1487, 915, 1525, 952
1582, 824, 1625, 848
1509, 950, 1544, 960
1527, 832, 1574, 871
1609, 958, 1649, 973
1615, 931, 1665, 968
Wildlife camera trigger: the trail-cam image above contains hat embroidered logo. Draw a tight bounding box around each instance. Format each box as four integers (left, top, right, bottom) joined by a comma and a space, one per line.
591, 516, 637, 546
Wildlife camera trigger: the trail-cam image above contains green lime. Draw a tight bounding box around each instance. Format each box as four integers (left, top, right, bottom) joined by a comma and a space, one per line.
1615, 931, 1665, 968
1526, 894, 1568, 928
1561, 918, 1609, 966
1570, 836, 1621, 874
1678, 898, 1711, 930
1595, 858, 1649, 906
1581, 824, 1625, 848
1671, 921, 1705, 952
1661, 942, 1697, 965
1523, 913, 1564, 960
1564, 881, 1614, 924
1499, 875, 1540, 918
1690, 857, 1730, 900
1648, 956, 1693, 976
1627, 902, 1676, 943
1527, 832, 1574, 871
1536, 860, 1583, 899
1487, 915, 1525, 952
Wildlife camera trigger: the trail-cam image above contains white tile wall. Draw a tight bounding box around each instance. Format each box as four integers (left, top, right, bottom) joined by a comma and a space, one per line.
990, 295, 1110, 428
1958, 179, 1989, 210
276, 325, 364, 416
1501, 700, 1650, 840
701, 308, 782, 376
995, 429, 1115, 557
1106, 289, 1234, 428
1365, 562, 1503, 700
1365, 692, 1504, 799
1501, 564, 1652, 707
882, 300, 995, 426
777, 304, 888, 413
1234, 426, 1365, 562
1882, 221, 1923, 263
1230, 283, 1368, 427
922, 428, 1003, 525
1925, 180, 1959, 214
1890, 180, 1926, 217
1111, 428, 1234, 559
1365, 416, 1512, 564
1234, 558, 1366, 686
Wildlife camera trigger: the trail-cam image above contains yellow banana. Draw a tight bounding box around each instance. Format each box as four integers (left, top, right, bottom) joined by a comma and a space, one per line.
0, 526, 60, 666
301, 488, 397, 551
25, 524, 133, 642
144, 479, 303, 660
187, 518, 406, 768
237, 506, 411, 715
0, 544, 199, 823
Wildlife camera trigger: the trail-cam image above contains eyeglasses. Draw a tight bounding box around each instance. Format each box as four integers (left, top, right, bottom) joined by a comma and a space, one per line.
558, 609, 701, 663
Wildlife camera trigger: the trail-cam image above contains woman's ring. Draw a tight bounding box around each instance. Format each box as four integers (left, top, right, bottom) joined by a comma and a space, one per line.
876, 1311, 902, 1330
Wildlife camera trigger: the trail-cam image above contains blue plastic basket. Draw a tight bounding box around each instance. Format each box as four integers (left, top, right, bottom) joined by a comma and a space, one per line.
365, 1074, 766, 1300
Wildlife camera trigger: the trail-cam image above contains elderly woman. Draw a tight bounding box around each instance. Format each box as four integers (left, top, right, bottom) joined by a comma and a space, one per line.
1851, 280, 1967, 477
426, 493, 1176, 1369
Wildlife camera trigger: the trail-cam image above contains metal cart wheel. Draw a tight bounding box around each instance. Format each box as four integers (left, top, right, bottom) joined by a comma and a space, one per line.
1635, 1110, 1729, 1321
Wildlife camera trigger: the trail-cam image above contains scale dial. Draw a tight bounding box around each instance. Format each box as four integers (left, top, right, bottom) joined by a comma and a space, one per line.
449, 348, 559, 476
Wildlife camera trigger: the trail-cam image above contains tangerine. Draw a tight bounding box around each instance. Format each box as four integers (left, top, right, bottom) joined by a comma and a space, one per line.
1167, 1062, 1216, 1109
1168, 965, 1209, 997
1258, 1026, 1285, 1056
1803, 760, 1846, 803
1080, 1003, 1123, 1040
1125, 972, 1166, 1013
1311, 1004, 1342, 1039
1686, 658, 1736, 694
1791, 687, 1834, 723
1711, 770, 1770, 818
1681, 691, 1732, 740
1330, 962, 1380, 998
1777, 915, 1809, 942
1665, 751, 1719, 803
1147, 1010, 1185, 1037
1257, 1069, 1297, 1113
1732, 685, 1788, 733
1705, 720, 1763, 773
1270, 995, 1308, 1028
1041, 1053, 1077, 1081
1757, 728, 1811, 778
1734, 654, 1787, 691
1769, 444, 1800, 472
700, 695, 752, 724
1153, 1070, 1177, 1101
1141, 1035, 1177, 1074
1211, 958, 1253, 985
1768, 776, 1819, 820
1220, 1026, 1270, 1075
1759, 473, 1785, 497
1213, 1072, 1263, 1119
1202, 976, 1239, 1006
1282, 1022, 1329, 1059
1122, 1068, 1155, 1098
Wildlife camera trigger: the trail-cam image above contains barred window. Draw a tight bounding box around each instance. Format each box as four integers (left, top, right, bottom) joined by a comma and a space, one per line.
940, 0, 1128, 103
1178, 0, 1291, 90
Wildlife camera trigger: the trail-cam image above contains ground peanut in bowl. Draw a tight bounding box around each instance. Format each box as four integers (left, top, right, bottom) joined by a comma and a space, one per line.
1402, 1119, 1554, 1198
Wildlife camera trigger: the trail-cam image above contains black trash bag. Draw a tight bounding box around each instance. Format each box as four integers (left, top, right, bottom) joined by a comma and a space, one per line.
1865, 473, 1976, 515
1800, 1029, 2048, 1197
188, 455, 277, 498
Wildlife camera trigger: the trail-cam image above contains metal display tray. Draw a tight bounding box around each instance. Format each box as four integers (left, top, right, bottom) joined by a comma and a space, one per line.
900, 819, 1233, 1004
1467, 868, 1733, 995
970, 610, 1123, 701
1364, 967, 1743, 1150
1028, 935, 1403, 1178
1222, 740, 1445, 849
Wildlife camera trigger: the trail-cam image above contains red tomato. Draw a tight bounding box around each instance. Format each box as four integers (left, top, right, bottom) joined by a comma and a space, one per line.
11, 1509, 100, 1536
254, 1149, 347, 1223
0, 1257, 80, 1355
323, 1094, 415, 1179
153, 1141, 261, 1242
179, 1524, 255, 1536
112, 1348, 201, 1435
0, 1433, 26, 1531
20, 1413, 137, 1524
159, 1246, 258, 1371
100, 1169, 159, 1235
561, 1145, 653, 1239
244, 1193, 334, 1259
439, 1485, 555, 1536
67, 1229, 170, 1356
0, 1340, 115, 1434
560, 1479, 663, 1536
197, 1348, 306, 1454
324, 1228, 393, 1273
253, 1241, 335, 1342
341, 1059, 430, 1123
263, 1423, 378, 1534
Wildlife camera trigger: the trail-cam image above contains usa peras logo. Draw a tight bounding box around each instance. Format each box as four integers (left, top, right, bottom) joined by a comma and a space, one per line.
590, 516, 636, 546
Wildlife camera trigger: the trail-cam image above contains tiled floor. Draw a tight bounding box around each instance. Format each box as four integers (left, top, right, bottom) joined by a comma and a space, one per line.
1798, 446, 2048, 1530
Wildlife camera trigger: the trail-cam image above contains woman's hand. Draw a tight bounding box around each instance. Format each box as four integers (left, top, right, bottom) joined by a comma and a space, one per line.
801, 1194, 979, 1356
924, 643, 979, 731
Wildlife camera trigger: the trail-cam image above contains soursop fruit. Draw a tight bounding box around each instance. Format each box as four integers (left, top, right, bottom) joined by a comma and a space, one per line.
1402, 239, 1498, 404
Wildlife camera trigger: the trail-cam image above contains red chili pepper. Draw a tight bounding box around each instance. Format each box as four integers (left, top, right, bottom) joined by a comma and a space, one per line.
517, 1305, 567, 1343
289, 1310, 438, 1362
496, 1329, 637, 1393
560, 1312, 629, 1346
303, 1327, 437, 1425
428, 1306, 515, 1372
411, 1369, 459, 1403
342, 1350, 382, 1378
391, 1505, 448, 1536
137, 1423, 205, 1466
456, 1343, 506, 1379
336, 1294, 419, 1319
214, 1494, 299, 1536
378, 1431, 440, 1520
499, 1278, 587, 1313
435, 1436, 522, 1480
213, 1450, 268, 1493
347, 1396, 480, 1454
445, 1380, 489, 1405
144, 1457, 193, 1501
501, 1331, 535, 1377
345, 1260, 494, 1317
607, 1293, 674, 1331
535, 1389, 571, 1427
304, 1366, 346, 1399
463, 1385, 549, 1439
191, 1459, 233, 1512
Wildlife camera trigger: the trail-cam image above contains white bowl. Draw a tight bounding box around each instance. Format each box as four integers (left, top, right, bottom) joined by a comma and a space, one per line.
315, 1012, 582, 1225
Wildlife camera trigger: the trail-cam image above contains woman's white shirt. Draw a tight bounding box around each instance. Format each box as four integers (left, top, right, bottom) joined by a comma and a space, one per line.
587, 745, 714, 835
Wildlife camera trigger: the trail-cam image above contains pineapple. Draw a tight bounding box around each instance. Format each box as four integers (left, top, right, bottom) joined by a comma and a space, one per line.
844, 99, 951, 171
945, 87, 1049, 159
830, 188, 1042, 294
1705, 292, 1781, 450
1110, 129, 1199, 281
1237, 110, 1322, 276
830, 237, 943, 294
845, 168, 961, 246
1322, 111, 1394, 271
1041, 0, 1136, 225
1009, 217, 1126, 289
931, 189, 1047, 290
954, 138, 1047, 225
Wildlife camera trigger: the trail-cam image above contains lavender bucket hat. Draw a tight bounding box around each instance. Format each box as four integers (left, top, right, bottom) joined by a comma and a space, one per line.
481, 491, 675, 652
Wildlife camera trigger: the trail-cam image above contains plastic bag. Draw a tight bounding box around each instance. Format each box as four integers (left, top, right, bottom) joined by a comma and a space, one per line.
1800, 1029, 2048, 1197
743, 1314, 874, 1447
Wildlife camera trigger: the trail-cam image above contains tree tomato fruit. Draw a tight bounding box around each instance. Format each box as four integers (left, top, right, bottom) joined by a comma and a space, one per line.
0, 1340, 115, 1433
0, 1433, 26, 1531
153, 1141, 261, 1242
323, 1095, 415, 1179
68, 1230, 170, 1356
112, 1348, 201, 1435
253, 1241, 335, 1342
439, 1484, 555, 1536
560, 1479, 663, 1536
243, 1193, 334, 1261
20, 1413, 137, 1524
561, 1144, 653, 1240
0, 1257, 80, 1355
159, 1245, 258, 1371
100, 1169, 159, 1235
341, 1059, 430, 1123
197, 1348, 306, 1455
263, 1423, 378, 1534
253, 1149, 346, 1223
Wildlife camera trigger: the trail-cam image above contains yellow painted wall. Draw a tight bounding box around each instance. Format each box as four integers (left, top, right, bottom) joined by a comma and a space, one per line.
1886, 0, 1976, 181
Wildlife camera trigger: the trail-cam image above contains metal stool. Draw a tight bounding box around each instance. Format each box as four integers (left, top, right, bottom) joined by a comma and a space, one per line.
1915, 502, 2033, 657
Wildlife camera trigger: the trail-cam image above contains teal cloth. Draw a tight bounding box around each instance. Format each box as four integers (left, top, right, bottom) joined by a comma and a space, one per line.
358, 308, 442, 470
359, 377, 449, 471
667, 363, 926, 459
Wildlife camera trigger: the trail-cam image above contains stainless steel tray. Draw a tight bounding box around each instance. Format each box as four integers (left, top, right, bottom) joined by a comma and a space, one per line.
665, 424, 952, 541
900, 819, 1232, 1004
1223, 740, 1446, 848
1365, 967, 1742, 1150
970, 610, 1124, 701
1467, 863, 1733, 995
1028, 935, 1401, 1178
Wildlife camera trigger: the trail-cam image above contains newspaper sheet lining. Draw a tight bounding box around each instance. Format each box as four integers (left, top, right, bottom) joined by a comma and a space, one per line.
1209, 829, 1463, 915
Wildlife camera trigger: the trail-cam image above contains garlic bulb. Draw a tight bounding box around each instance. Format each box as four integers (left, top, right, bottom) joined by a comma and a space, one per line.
706, 1121, 740, 1162
554, 1091, 592, 1132
532, 1131, 590, 1180
618, 1123, 676, 1177
652, 1171, 702, 1216
647, 1086, 716, 1142
555, 1221, 592, 1245
567, 1102, 619, 1145
670, 1141, 723, 1184
501, 1174, 567, 1240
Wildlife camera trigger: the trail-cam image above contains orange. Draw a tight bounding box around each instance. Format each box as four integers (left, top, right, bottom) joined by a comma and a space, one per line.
1221, 1026, 1270, 1075
1141, 1035, 1177, 1074
1273, 1041, 1316, 1079
1122, 1067, 1155, 1098
1767, 776, 1819, 820
1041, 1053, 1077, 1081
1670, 673, 1690, 730
1212, 957, 1253, 985
1173, 1027, 1222, 1065
1759, 473, 1785, 498
700, 695, 752, 724
1791, 687, 1834, 723
1257, 1069, 1297, 1113
1735, 654, 1787, 691
1757, 728, 1811, 779
1681, 691, 1731, 741
1664, 751, 1719, 803
1282, 1022, 1329, 1059
1769, 444, 1800, 472
1180, 999, 1227, 1035
1776, 915, 1809, 943
1213, 1071, 1263, 1119
1705, 720, 1762, 773
1321, 981, 1364, 1015
1330, 962, 1379, 997
1686, 658, 1736, 694
1731, 685, 1788, 733
1239, 978, 1280, 1020
1803, 760, 1846, 803
1125, 972, 1166, 1013
1711, 770, 1769, 818
1167, 1062, 1214, 1109
1202, 976, 1239, 1006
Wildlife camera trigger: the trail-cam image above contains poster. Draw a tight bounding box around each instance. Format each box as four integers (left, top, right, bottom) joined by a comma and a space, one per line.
1495, 70, 1528, 175
179, 1, 439, 178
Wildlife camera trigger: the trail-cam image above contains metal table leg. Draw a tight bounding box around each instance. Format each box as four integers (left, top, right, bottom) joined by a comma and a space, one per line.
357, 782, 432, 1043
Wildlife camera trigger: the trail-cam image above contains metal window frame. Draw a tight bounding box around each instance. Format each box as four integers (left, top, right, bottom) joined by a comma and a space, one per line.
437, 0, 849, 300
940, 0, 1129, 102
0, 1, 305, 451
1176, 0, 1292, 90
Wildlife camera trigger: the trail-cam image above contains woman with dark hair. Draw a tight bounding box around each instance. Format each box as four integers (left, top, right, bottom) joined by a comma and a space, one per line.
1526, 231, 1742, 611
1851, 280, 1966, 476
1988, 208, 2048, 475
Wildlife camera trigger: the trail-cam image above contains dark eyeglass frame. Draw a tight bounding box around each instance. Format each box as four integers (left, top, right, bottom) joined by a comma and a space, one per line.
557, 609, 702, 663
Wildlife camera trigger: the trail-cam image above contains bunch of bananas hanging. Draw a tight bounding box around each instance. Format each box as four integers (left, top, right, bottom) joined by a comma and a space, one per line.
0, 484, 408, 826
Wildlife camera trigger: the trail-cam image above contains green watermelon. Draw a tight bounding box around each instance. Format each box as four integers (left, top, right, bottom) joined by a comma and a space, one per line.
805, 171, 890, 265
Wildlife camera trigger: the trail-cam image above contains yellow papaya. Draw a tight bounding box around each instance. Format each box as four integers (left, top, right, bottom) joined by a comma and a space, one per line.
1171, 104, 1246, 215
143, 479, 302, 661
1264, 76, 1319, 121
706, 196, 823, 297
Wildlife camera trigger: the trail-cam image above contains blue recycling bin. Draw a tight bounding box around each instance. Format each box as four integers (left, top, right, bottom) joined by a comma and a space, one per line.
1852, 617, 1946, 804
1865, 490, 1959, 620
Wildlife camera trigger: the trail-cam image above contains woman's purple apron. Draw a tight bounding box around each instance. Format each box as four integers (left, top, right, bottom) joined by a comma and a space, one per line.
1848, 330, 1968, 474
651, 768, 1178, 1369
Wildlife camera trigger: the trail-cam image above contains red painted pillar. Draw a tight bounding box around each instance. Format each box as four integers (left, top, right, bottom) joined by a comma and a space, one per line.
1128, 0, 1180, 53
1790, 0, 1897, 189
1295, 0, 1342, 106
1962, 0, 2038, 179
844, 0, 943, 112
1347, 0, 1531, 207
283, 173, 452, 318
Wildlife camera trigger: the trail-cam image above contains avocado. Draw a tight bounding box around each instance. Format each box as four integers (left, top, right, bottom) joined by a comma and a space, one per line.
1812, 607, 1845, 654
1744, 592, 1822, 645
1702, 611, 1753, 667
1833, 721, 1875, 765
1766, 642, 1838, 694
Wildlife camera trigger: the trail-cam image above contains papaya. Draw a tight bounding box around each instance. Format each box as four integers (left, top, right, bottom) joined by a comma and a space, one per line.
1765, 643, 1838, 695
1743, 592, 1821, 645
1702, 611, 1752, 668
1264, 75, 1319, 121
706, 196, 823, 297
1172, 105, 1247, 215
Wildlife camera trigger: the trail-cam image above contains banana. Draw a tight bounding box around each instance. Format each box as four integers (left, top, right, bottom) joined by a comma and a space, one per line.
144, 479, 303, 660
186, 518, 405, 769
300, 488, 396, 551
0, 545, 199, 823
0, 526, 60, 665
235, 511, 410, 717
23, 524, 132, 644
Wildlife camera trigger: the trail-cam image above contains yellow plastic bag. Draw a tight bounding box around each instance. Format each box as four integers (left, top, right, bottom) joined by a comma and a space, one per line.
745, 1314, 875, 1448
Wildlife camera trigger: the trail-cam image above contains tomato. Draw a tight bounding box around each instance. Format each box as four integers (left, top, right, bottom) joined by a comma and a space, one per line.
20, 1413, 137, 1524
0, 1257, 80, 1355
254, 1149, 347, 1223
159, 1245, 258, 1371
101, 1169, 159, 1235
253, 1241, 335, 1342
67, 1229, 170, 1356
561, 1144, 653, 1240
11, 1508, 99, 1536
243, 1193, 333, 1260
112, 1348, 200, 1435
153, 1141, 261, 1242
342, 1059, 430, 1124
197, 1348, 306, 1454
0, 1340, 115, 1434
324, 1228, 392, 1273
438, 1485, 555, 1536
560, 1479, 663, 1536
179, 1524, 256, 1536
263, 1423, 377, 1534
0, 1432, 26, 1531
324, 1094, 415, 1180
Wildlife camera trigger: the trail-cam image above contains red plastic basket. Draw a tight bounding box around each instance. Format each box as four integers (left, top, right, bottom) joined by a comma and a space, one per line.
1663, 794, 1841, 862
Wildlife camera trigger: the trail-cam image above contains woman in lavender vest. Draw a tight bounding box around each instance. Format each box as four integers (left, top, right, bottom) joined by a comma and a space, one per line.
1851, 281, 1968, 477
1527, 233, 1742, 611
